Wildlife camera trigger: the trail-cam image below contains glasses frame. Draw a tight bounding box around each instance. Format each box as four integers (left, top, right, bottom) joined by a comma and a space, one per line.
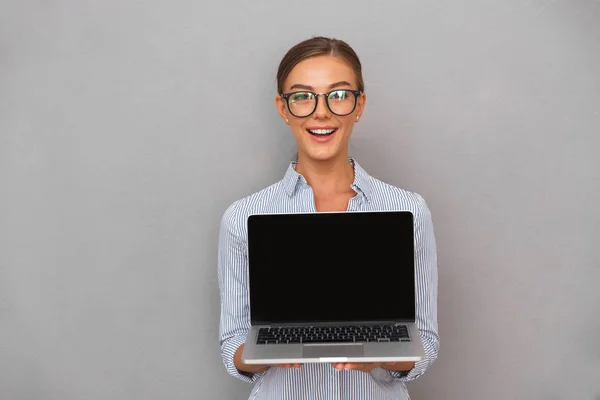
280, 89, 363, 118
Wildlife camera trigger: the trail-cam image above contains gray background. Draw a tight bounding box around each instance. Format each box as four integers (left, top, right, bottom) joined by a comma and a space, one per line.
1, 0, 599, 399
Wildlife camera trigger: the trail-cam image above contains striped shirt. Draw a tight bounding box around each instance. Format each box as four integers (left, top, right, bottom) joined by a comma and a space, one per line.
218, 158, 439, 400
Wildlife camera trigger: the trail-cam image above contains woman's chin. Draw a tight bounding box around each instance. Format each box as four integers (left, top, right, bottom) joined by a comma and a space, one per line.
302, 148, 344, 162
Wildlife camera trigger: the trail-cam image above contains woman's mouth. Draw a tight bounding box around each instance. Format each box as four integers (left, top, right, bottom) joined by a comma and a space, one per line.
307, 128, 338, 137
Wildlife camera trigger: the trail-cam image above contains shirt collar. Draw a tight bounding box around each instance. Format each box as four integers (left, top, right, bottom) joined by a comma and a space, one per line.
282, 157, 372, 202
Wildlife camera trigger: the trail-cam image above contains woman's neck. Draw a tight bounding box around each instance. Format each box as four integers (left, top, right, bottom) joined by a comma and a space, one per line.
295, 153, 355, 197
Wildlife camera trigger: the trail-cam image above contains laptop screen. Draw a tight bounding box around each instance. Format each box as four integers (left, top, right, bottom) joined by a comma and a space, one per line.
247, 211, 416, 325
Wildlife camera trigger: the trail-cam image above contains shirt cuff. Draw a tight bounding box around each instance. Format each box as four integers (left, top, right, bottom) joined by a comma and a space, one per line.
221, 335, 262, 384
388, 359, 428, 382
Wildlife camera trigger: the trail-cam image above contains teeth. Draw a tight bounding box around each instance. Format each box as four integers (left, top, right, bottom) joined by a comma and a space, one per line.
309, 129, 336, 135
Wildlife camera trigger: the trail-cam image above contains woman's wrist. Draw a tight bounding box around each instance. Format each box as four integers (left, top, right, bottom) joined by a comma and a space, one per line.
380, 361, 415, 372
234, 344, 269, 374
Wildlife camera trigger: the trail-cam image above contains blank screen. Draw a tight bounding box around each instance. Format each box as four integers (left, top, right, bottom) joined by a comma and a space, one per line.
247, 211, 415, 324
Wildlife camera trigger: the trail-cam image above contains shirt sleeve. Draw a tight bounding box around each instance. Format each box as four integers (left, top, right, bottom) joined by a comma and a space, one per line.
217, 201, 262, 384
389, 194, 440, 382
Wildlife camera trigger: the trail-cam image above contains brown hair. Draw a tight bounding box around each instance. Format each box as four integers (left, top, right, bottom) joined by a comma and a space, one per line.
276, 36, 364, 94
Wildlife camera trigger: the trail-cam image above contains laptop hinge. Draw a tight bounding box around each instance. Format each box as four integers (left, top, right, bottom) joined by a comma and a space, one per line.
255, 320, 407, 327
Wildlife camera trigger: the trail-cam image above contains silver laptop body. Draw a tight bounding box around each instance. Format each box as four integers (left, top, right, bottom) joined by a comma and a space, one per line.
241, 211, 426, 364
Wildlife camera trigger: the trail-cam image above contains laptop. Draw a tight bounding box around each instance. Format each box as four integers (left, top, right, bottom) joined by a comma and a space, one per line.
241, 210, 425, 365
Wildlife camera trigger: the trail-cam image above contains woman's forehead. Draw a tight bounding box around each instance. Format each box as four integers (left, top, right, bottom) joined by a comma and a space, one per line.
284, 56, 357, 92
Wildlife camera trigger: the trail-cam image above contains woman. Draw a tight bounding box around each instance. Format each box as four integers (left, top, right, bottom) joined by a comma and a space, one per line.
218, 36, 439, 400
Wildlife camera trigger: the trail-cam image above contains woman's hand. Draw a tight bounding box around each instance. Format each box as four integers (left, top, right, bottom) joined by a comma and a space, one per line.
269, 363, 303, 369
330, 362, 409, 373
234, 344, 303, 374
243, 363, 303, 374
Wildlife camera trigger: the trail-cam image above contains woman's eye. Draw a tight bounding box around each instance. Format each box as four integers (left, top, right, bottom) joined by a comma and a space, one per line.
329, 91, 347, 100
292, 93, 313, 101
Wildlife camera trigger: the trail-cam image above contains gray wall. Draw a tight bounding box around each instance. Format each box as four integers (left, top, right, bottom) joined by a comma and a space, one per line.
1, 1, 599, 399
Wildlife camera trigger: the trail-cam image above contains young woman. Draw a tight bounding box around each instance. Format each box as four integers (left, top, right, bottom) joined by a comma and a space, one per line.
218, 36, 439, 400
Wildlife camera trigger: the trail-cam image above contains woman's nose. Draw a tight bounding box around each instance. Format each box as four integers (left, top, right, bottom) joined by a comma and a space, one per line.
313, 95, 331, 119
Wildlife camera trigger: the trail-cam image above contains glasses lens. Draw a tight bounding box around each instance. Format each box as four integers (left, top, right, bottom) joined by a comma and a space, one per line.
288, 92, 316, 117
327, 90, 357, 116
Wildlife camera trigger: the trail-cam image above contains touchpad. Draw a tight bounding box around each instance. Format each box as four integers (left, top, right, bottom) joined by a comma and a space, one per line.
302, 345, 364, 358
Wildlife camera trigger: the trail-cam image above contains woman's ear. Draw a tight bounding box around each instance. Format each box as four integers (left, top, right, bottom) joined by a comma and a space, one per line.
356, 92, 366, 120
275, 95, 289, 124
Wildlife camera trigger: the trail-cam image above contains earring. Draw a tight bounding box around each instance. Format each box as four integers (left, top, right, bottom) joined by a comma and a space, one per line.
356, 116, 360, 122
286, 118, 289, 124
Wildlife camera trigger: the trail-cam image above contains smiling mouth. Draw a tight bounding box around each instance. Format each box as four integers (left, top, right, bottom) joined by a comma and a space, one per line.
307, 128, 338, 137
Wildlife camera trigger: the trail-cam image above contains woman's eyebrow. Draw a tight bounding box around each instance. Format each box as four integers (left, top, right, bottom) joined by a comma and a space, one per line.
288, 81, 354, 91
289, 83, 314, 91
328, 81, 353, 89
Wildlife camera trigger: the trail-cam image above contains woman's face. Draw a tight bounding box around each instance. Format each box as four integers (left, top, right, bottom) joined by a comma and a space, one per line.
276, 56, 366, 163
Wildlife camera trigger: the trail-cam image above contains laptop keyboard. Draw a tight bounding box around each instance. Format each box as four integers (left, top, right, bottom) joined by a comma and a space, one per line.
256, 325, 410, 345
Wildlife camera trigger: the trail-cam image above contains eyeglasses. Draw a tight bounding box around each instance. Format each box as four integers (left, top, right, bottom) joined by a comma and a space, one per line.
280, 89, 363, 118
